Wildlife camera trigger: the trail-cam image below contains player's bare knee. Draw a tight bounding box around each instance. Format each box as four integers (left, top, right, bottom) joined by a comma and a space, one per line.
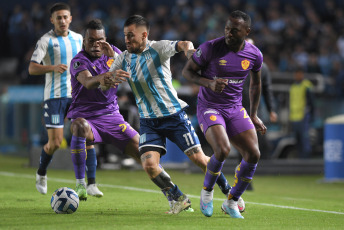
213, 144, 231, 159
246, 150, 260, 163
70, 118, 90, 137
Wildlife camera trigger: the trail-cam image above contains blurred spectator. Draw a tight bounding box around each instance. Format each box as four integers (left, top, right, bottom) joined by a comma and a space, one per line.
289, 67, 314, 158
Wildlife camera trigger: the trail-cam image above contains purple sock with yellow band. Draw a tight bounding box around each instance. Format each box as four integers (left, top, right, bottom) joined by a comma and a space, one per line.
203, 154, 225, 191
71, 136, 86, 179
230, 159, 257, 200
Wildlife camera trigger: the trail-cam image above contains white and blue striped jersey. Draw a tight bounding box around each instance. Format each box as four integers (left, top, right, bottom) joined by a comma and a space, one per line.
110, 40, 188, 119
31, 30, 83, 101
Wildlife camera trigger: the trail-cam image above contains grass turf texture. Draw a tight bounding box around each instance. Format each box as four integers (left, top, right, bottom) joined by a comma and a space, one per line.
0, 155, 344, 230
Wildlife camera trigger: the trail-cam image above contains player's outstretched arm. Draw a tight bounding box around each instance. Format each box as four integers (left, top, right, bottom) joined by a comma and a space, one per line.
177, 41, 195, 59
182, 59, 227, 93
76, 69, 115, 90
28, 62, 67, 75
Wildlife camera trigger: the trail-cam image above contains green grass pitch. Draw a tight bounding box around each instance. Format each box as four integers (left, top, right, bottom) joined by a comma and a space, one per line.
0, 155, 344, 230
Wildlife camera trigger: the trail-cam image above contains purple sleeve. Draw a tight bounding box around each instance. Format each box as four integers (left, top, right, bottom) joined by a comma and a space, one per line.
70, 58, 89, 78
192, 42, 211, 67
252, 49, 263, 72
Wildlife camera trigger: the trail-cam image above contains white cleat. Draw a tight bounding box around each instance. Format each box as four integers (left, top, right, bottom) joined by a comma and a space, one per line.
35, 172, 47, 195
226, 190, 246, 213
86, 184, 104, 197
237, 197, 245, 213
221, 199, 244, 219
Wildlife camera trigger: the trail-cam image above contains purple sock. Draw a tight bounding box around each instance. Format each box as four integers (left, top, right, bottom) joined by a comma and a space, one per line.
203, 155, 225, 191
230, 159, 257, 200
70, 136, 86, 179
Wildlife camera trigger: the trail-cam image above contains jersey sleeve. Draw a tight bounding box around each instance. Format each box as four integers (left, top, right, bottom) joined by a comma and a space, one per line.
192, 41, 211, 68
70, 57, 89, 78
252, 49, 263, 72
109, 52, 125, 72
30, 38, 48, 64
151, 40, 179, 59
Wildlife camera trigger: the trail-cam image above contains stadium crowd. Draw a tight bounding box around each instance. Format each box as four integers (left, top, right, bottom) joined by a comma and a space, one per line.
0, 0, 344, 96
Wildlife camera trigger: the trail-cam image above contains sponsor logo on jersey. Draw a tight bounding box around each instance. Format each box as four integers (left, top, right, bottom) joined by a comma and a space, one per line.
241, 59, 250, 70
107, 58, 114, 67
219, 59, 227, 66
204, 110, 219, 115
228, 79, 244, 84
209, 115, 217, 121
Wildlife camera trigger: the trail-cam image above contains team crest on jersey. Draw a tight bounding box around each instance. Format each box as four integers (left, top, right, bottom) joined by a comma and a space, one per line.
107, 58, 114, 67
209, 115, 217, 121
241, 59, 250, 70
195, 48, 202, 57
73, 61, 80, 69
219, 60, 227, 66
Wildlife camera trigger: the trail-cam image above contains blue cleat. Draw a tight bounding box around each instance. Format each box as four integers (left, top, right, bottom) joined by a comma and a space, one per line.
200, 189, 214, 217
221, 199, 244, 219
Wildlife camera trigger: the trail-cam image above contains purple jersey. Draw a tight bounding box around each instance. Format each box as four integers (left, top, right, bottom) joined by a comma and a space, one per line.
192, 36, 263, 108
67, 45, 122, 119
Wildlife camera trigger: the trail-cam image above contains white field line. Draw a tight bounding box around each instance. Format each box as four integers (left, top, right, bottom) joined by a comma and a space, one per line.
1, 171, 344, 215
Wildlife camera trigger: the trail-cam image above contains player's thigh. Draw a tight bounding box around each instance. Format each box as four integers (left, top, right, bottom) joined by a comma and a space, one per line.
205, 124, 231, 154
230, 128, 260, 162
47, 128, 64, 144
123, 134, 140, 162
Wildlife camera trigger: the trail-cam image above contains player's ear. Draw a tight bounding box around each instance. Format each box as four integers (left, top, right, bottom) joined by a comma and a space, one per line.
50, 16, 53, 25
246, 27, 251, 36
142, 31, 148, 40
70, 15, 73, 23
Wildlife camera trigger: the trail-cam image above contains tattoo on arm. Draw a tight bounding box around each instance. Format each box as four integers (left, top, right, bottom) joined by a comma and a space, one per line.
185, 147, 200, 157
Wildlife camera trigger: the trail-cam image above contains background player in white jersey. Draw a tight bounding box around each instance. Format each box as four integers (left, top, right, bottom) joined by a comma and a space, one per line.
29, 2, 102, 197
111, 15, 240, 214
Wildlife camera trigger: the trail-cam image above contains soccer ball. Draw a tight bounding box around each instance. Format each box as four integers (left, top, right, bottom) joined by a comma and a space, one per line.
50, 187, 79, 214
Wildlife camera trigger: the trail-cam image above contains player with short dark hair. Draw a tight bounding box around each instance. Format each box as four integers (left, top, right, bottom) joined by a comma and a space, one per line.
111, 15, 239, 214
29, 2, 102, 197
182, 10, 266, 218
66, 18, 142, 201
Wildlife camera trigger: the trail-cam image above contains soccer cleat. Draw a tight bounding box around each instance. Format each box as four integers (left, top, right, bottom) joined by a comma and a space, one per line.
200, 189, 214, 217
87, 184, 104, 197
172, 194, 191, 214
36, 172, 47, 194
221, 199, 244, 219
75, 183, 88, 201
237, 197, 245, 213
226, 191, 245, 213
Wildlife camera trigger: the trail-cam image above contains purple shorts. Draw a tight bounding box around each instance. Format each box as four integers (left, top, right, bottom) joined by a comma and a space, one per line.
197, 104, 255, 139
86, 112, 138, 152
